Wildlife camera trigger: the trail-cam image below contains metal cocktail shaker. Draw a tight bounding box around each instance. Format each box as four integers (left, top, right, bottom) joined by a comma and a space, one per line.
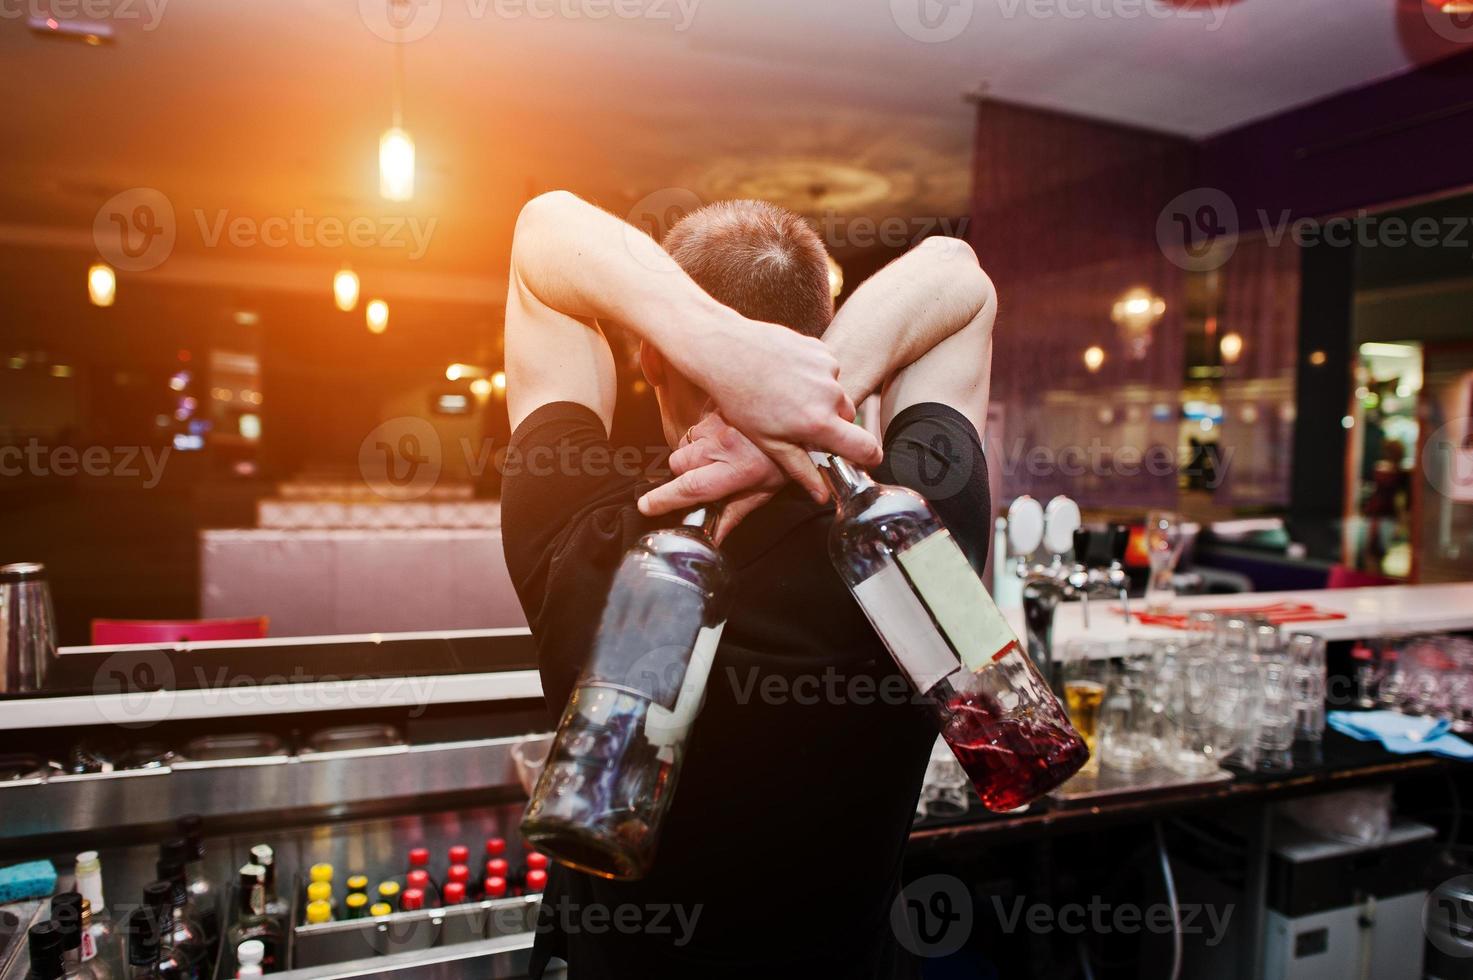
1, 562, 58, 692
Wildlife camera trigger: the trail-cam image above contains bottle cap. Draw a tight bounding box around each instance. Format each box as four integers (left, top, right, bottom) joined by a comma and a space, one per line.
346, 874, 369, 893
406, 870, 430, 891
447, 863, 470, 884
408, 847, 429, 868
307, 881, 332, 904
49, 893, 82, 951
345, 892, 368, 911
160, 836, 192, 867
525, 869, 548, 892
176, 815, 206, 860
309, 862, 334, 883
377, 880, 401, 899
74, 851, 101, 876
142, 880, 172, 910
443, 881, 465, 904
525, 852, 549, 871
483, 876, 507, 899
448, 845, 469, 864
484, 837, 506, 857
126, 910, 161, 966
485, 858, 509, 879
369, 902, 393, 917
401, 888, 425, 911
28, 921, 64, 979
305, 900, 332, 924
236, 939, 265, 967
250, 844, 275, 867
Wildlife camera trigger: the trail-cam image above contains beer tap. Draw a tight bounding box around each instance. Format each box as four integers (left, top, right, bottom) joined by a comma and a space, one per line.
1067, 525, 1133, 629
1007, 496, 1134, 689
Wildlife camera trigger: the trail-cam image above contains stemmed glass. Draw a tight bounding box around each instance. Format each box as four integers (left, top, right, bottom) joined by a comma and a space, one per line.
1144, 511, 1186, 614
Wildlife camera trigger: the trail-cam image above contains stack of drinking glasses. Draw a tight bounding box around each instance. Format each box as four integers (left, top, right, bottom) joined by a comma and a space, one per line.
1058, 615, 1331, 780
1353, 633, 1473, 732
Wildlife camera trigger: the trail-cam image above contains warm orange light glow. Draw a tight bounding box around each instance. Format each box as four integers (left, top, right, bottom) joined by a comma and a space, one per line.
470, 377, 493, 399
379, 128, 415, 202
88, 262, 116, 307
366, 299, 389, 334
826, 254, 843, 299
333, 267, 360, 312
1083, 346, 1105, 372
1308, 349, 1327, 366
491, 370, 507, 392
1220, 331, 1244, 364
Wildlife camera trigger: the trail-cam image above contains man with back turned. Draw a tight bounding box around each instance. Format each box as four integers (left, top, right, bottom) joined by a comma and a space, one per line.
502, 191, 996, 977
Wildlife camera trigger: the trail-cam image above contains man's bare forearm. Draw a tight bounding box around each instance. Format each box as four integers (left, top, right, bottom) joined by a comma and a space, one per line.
511, 191, 744, 375
822, 237, 996, 407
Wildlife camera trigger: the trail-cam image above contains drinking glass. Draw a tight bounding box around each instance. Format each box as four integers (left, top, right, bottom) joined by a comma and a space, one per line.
1144, 511, 1186, 614
1098, 650, 1154, 773
1257, 659, 1296, 771
1213, 660, 1263, 769
1061, 640, 1110, 774
1287, 634, 1327, 743
1169, 646, 1221, 777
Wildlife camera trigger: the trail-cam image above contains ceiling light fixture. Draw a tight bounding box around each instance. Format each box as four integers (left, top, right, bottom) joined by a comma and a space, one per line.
1083, 346, 1106, 373
1109, 286, 1165, 359
88, 261, 116, 307
334, 266, 361, 312
366, 299, 389, 334
379, 2, 415, 202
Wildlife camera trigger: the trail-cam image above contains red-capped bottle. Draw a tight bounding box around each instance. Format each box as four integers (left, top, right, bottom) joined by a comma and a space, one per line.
485, 859, 509, 881
524, 870, 547, 894
484, 837, 506, 859
442, 882, 466, 905
400, 888, 424, 912
448, 845, 469, 869
483, 876, 507, 900
526, 852, 548, 873
447, 864, 470, 890
407, 847, 430, 873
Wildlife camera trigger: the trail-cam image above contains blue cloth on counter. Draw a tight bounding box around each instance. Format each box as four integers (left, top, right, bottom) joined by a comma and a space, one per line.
1327, 710, 1473, 759
0, 859, 56, 903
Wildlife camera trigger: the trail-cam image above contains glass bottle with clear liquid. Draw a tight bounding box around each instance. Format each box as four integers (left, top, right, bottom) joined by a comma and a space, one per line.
521, 507, 729, 880
814, 454, 1088, 810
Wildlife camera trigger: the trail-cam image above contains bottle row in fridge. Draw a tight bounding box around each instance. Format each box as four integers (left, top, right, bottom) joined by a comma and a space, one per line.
3, 802, 549, 979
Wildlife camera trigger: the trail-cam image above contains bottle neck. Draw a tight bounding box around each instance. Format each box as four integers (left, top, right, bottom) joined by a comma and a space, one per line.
679, 506, 721, 540
810, 452, 872, 502
76, 870, 105, 916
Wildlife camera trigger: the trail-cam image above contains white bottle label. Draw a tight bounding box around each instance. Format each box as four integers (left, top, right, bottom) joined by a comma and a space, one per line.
895, 528, 1019, 671
645, 622, 723, 749
80, 929, 97, 962
852, 562, 959, 693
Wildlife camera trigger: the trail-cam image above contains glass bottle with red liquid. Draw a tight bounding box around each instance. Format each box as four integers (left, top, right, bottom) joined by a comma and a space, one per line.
813, 454, 1088, 810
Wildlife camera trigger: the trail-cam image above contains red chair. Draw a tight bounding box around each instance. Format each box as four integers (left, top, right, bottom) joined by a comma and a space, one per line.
90, 617, 269, 645
1325, 566, 1398, 589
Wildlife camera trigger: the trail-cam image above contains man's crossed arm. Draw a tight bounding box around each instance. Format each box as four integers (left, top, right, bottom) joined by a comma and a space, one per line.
638, 235, 996, 540
506, 191, 882, 500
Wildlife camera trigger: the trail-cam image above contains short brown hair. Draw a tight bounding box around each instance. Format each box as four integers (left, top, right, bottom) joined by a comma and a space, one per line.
662, 200, 834, 338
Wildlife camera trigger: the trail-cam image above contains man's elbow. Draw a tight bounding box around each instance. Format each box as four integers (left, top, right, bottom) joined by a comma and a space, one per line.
514, 191, 580, 244
917, 237, 996, 314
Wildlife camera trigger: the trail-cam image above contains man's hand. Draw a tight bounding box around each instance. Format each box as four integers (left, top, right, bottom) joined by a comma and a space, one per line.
638, 413, 785, 542
674, 318, 882, 502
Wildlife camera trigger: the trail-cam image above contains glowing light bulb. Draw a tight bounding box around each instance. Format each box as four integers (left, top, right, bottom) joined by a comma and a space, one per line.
334, 267, 360, 312
470, 378, 493, 399
1083, 346, 1105, 372
1220, 331, 1244, 364
366, 299, 389, 334
379, 128, 415, 202
88, 262, 116, 307
491, 370, 507, 392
